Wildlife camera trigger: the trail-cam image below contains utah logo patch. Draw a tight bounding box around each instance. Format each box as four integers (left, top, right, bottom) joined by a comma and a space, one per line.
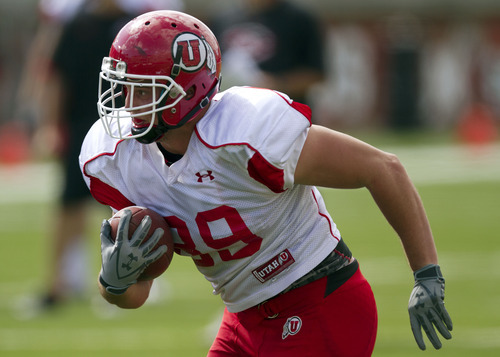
282, 316, 302, 340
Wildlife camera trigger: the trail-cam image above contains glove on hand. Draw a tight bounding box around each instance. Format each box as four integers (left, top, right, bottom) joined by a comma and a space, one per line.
408, 264, 453, 350
99, 209, 167, 295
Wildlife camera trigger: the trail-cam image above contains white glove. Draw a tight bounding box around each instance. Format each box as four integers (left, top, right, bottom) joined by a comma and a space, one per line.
99, 209, 167, 295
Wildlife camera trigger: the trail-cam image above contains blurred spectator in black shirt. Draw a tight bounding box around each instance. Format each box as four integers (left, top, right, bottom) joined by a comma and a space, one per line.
211, 0, 325, 105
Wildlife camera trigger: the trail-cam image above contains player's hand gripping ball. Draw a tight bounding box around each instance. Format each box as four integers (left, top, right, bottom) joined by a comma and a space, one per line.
108, 206, 174, 280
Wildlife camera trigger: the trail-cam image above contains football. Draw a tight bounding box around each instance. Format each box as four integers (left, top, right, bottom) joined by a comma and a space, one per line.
108, 206, 174, 280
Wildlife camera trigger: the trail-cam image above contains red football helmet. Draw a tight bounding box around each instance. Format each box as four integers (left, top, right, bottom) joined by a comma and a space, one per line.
97, 10, 222, 143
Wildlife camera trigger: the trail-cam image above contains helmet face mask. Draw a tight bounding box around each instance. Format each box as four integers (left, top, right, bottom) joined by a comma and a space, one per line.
97, 10, 222, 144
98, 57, 187, 141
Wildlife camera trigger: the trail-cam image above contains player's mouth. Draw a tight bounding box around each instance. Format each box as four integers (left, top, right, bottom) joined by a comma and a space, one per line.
132, 118, 150, 128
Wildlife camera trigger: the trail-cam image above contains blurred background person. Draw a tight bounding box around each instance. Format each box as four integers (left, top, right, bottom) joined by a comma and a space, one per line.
14, 0, 86, 151
384, 13, 423, 130
25, 0, 135, 312
209, 0, 326, 106
17, 0, 184, 314
308, 21, 379, 129
419, 21, 476, 131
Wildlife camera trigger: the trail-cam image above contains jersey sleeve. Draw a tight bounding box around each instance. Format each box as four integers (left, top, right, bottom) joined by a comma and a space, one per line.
196, 87, 312, 192
79, 120, 136, 210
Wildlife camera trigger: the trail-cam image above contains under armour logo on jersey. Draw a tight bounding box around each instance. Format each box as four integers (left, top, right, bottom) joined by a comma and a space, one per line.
282, 316, 302, 339
196, 170, 215, 182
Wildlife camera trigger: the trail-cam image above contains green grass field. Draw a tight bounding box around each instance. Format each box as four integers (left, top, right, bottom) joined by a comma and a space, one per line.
1, 133, 499, 356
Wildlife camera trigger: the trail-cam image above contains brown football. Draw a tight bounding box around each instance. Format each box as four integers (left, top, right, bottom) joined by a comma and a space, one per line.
108, 206, 174, 280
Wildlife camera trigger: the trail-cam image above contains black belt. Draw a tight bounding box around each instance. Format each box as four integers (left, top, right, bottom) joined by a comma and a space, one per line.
282, 239, 355, 294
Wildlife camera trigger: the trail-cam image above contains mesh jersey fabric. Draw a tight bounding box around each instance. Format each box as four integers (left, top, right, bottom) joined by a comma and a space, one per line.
80, 86, 341, 312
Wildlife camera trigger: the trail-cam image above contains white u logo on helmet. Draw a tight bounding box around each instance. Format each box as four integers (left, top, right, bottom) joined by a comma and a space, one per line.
172, 33, 217, 74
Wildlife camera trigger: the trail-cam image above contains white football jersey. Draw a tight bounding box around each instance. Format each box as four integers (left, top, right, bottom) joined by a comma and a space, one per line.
80, 86, 341, 312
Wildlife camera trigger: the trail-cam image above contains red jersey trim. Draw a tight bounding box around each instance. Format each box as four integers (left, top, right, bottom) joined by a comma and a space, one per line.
311, 189, 340, 242
82, 140, 135, 211
194, 131, 287, 193
195, 90, 311, 193
290, 101, 312, 123
244, 88, 313, 125
89, 176, 135, 210
247, 151, 286, 193
272, 90, 312, 125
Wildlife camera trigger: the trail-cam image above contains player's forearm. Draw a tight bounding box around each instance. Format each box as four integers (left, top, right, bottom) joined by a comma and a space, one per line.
366, 154, 438, 271
98, 278, 153, 309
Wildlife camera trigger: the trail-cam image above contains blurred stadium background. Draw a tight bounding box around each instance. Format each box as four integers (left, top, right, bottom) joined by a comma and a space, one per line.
1, 0, 499, 356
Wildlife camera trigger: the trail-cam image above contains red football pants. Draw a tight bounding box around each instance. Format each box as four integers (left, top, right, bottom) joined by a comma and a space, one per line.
208, 265, 378, 357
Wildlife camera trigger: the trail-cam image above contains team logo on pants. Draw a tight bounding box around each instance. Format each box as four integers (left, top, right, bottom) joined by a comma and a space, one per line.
282, 316, 302, 339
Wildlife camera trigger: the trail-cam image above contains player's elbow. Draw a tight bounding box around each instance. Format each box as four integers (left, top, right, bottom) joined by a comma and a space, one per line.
101, 290, 148, 309
113, 298, 147, 309
367, 151, 408, 189
382, 152, 405, 175
98, 280, 151, 309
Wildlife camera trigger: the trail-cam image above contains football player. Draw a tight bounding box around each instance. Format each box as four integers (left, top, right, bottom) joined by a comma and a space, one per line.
80, 10, 452, 356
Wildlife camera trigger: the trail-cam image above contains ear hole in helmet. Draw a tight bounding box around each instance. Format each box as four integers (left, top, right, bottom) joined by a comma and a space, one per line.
185, 86, 196, 100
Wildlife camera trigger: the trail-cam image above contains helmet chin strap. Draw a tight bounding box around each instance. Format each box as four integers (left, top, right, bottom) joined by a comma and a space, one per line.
131, 123, 168, 144
131, 87, 171, 144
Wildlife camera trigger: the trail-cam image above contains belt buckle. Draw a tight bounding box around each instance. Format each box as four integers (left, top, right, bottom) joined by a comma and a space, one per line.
258, 301, 279, 319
